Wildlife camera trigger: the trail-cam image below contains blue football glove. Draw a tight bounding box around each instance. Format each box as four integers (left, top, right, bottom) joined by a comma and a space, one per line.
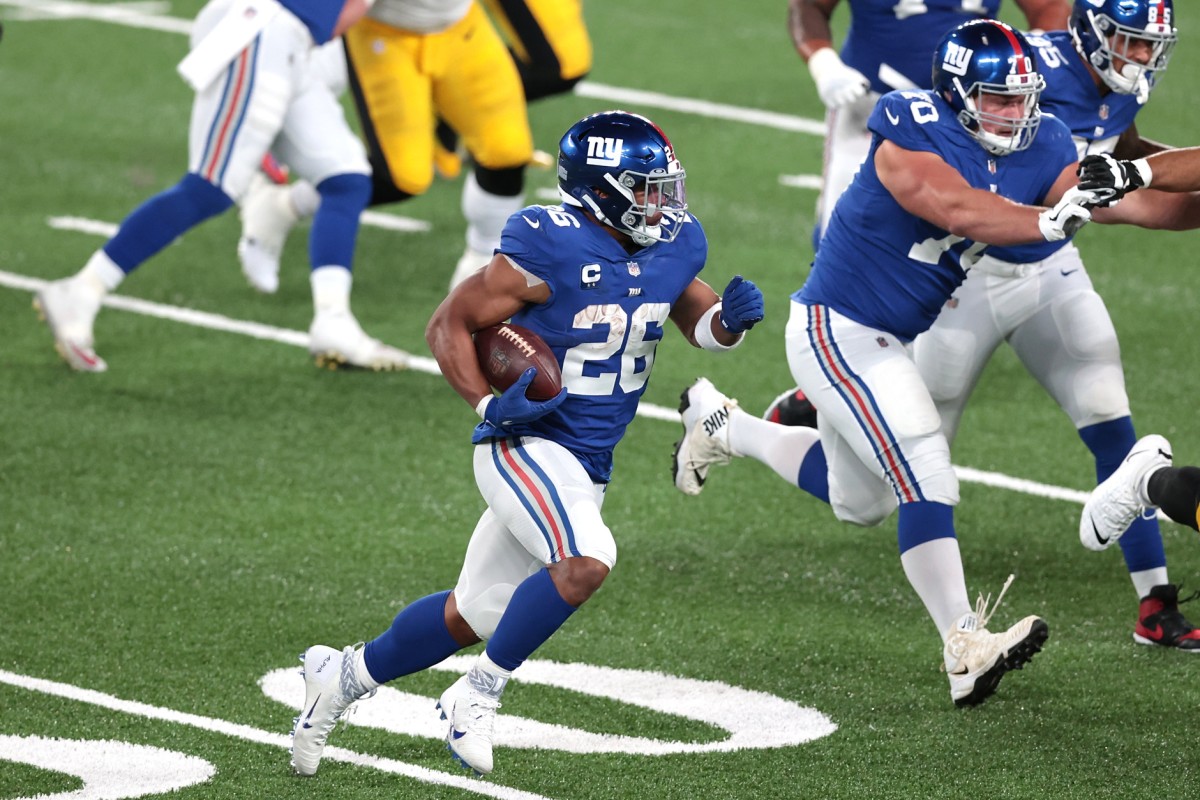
718, 275, 764, 334
483, 367, 567, 428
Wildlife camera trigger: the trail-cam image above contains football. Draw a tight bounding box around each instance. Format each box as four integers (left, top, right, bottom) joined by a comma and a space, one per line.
474, 323, 564, 401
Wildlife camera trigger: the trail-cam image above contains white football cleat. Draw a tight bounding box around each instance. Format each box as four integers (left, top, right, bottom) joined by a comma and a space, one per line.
290, 644, 370, 776
449, 247, 491, 291
437, 673, 502, 776
943, 576, 1048, 707
33, 278, 106, 372
672, 377, 739, 495
308, 310, 408, 371
237, 173, 298, 294
1080, 434, 1172, 552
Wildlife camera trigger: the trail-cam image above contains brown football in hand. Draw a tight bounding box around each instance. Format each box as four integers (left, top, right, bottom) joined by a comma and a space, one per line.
474, 323, 564, 401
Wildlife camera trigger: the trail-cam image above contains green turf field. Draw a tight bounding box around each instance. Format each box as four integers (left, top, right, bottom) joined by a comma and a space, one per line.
3, 1, 1200, 798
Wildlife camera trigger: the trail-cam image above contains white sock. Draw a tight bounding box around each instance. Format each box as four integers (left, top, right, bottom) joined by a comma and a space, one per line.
78, 250, 126, 295
899, 538, 972, 641
311, 265, 352, 314
462, 171, 523, 253
289, 180, 320, 219
351, 648, 381, 692
470, 652, 512, 698
1130, 567, 1168, 600
727, 407, 820, 485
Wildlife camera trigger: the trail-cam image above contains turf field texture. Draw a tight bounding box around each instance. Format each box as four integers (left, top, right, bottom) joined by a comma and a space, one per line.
2, 1, 1200, 798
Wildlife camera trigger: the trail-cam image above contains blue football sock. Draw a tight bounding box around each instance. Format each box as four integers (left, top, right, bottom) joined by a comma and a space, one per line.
796, 441, 830, 503
1080, 418, 1166, 572
103, 173, 232, 272
486, 568, 577, 672
897, 501, 956, 554
362, 590, 463, 684
310, 172, 370, 269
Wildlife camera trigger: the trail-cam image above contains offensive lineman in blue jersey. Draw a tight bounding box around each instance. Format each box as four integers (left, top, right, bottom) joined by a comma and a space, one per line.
675, 19, 1200, 708
912, 0, 1200, 650
288, 111, 766, 778
788, 0, 1070, 242
33, 0, 408, 372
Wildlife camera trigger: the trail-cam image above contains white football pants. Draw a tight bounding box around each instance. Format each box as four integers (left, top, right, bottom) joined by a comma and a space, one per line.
187, 0, 368, 201
912, 243, 1129, 445
786, 301, 959, 528
454, 436, 617, 640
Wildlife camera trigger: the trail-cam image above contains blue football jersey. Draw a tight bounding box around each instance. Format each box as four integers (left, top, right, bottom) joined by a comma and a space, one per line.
281, 0, 342, 45
797, 90, 1077, 341
988, 29, 1145, 263
841, 0, 1001, 94
489, 204, 707, 483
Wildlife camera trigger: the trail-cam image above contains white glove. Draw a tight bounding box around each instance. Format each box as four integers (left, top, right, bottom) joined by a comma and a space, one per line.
1038, 187, 1101, 242
807, 47, 870, 110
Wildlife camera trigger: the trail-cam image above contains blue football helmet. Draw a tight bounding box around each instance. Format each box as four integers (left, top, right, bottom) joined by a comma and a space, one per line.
1070, 0, 1176, 96
557, 110, 687, 247
932, 20, 1045, 156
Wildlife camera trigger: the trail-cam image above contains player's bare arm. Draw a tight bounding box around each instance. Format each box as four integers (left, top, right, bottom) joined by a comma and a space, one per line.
426, 253, 551, 408
669, 278, 725, 347
1090, 185, 1200, 230
1013, 0, 1071, 32
671, 273, 765, 349
1136, 147, 1200, 192
875, 141, 1066, 245
788, 0, 839, 60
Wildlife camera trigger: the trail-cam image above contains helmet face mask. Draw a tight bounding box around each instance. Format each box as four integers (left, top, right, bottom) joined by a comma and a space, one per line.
1070, 0, 1177, 95
932, 20, 1045, 156
557, 110, 688, 246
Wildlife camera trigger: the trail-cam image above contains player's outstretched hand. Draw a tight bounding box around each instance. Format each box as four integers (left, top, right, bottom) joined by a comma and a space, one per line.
719, 275, 765, 333
1038, 187, 1097, 242
807, 49, 870, 110
1077, 154, 1149, 206
484, 368, 567, 428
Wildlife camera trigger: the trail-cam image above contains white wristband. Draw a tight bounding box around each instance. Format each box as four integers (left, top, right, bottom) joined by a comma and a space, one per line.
806, 47, 843, 84
695, 302, 742, 352
1131, 158, 1153, 188
475, 395, 494, 420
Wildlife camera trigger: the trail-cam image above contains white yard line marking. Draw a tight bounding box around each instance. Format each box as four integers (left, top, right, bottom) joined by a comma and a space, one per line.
0, 669, 557, 800
3, 267, 1108, 510
779, 174, 824, 190
47, 212, 430, 238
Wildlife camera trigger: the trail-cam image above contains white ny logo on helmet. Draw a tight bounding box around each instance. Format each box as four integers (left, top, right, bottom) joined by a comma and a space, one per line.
585, 137, 623, 167
942, 42, 974, 76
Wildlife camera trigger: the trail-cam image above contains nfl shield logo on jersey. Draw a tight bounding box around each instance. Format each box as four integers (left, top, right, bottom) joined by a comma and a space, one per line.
627, 261, 641, 277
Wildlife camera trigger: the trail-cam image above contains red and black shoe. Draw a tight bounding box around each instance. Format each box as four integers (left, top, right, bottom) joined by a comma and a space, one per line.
1134, 584, 1200, 651
762, 386, 818, 428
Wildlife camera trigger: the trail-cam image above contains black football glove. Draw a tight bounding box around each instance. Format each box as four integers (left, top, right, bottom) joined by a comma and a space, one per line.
1077, 154, 1147, 207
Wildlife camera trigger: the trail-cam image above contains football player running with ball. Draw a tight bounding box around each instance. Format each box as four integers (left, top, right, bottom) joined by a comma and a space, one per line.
289, 111, 765, 778
673, 19, 1200, 708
